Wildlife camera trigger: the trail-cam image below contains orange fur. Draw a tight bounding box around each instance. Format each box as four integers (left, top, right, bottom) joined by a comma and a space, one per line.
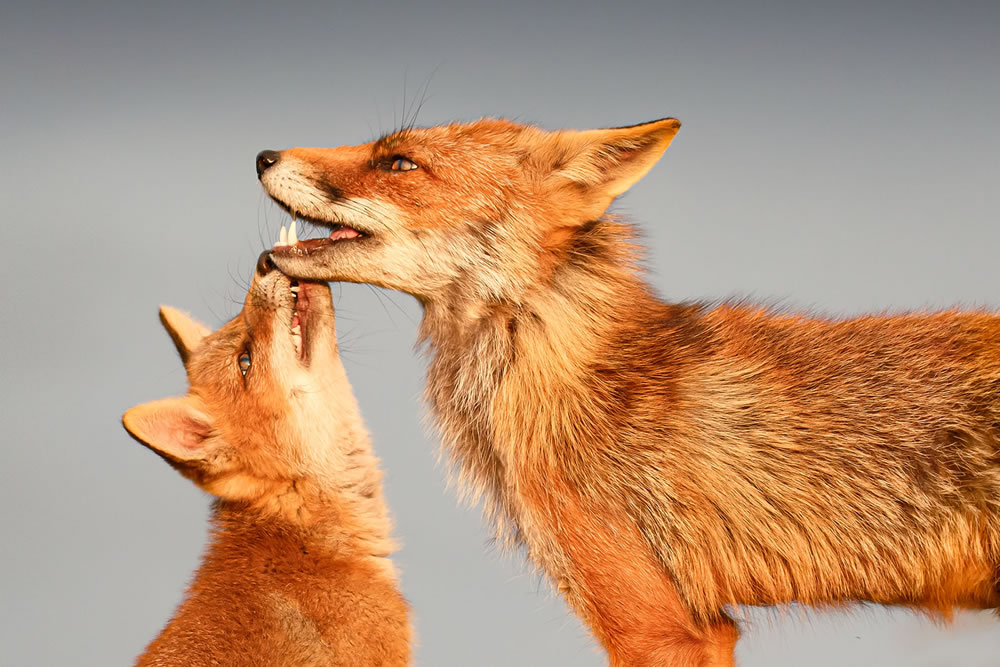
261, 118, 1000, 664
122, 260, 411, 666
531, 474, 739, 666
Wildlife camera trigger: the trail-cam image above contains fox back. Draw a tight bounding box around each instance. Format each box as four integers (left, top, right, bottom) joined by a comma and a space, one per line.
122, 254, 411, 666
258, 118, 1000, 665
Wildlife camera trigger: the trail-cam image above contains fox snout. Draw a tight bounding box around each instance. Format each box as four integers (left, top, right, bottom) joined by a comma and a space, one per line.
256, 150, 281, 178
256, 249, 276, 276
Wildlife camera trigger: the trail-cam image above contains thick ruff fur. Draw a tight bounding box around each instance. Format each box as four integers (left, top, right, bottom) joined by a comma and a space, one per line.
261, 118, 1000, 665
122, 262, 411, 666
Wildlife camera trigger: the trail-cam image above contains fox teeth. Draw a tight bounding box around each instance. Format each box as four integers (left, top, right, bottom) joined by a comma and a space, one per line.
288, 220, 298, 245
278, 225, 288, 246
290, 285, 300, 294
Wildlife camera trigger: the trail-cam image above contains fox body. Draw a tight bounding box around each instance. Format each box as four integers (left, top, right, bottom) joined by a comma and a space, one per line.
122, 256, 411, 666
259, 118, 1000, 665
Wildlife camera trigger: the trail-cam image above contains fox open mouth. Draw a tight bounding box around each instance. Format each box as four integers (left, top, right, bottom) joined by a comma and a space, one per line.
287, 275, 333, 365
283, 264, 326, 364
289, 278, 307, 360
271, 208, 366, 258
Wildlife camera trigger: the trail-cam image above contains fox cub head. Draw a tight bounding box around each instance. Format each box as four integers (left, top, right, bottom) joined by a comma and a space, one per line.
123, 253, 364, 508
258, 117, 679, 302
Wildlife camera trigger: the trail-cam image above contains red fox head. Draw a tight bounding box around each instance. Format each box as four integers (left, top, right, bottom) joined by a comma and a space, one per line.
122, 253, 367, 510
259, 118, 679, 302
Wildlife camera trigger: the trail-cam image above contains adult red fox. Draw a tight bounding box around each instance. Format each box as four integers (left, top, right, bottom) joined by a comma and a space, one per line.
122, 252, 412, 666
258, 118, 1000, 666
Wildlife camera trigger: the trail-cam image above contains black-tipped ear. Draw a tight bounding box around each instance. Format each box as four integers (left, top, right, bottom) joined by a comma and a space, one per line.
159, 306, 210, 364
549, 118, 681, 213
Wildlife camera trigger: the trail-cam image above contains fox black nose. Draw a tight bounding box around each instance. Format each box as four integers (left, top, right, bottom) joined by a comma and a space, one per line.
255, 150, 281, 177
256, 250, 276, 277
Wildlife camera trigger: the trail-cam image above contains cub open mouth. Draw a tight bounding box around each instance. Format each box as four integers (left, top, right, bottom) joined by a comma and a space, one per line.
287, 276, 330, 363
289, 279, 305, 359
277, 221, 330, 362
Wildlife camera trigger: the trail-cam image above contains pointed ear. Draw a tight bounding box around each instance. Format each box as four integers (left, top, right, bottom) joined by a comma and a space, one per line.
159, 306, 210, 364
122, 396, 214, 463
549, 117, 680, 217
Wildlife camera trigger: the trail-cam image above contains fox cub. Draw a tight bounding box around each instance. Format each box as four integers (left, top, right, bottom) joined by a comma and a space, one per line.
123, 251, 411, 666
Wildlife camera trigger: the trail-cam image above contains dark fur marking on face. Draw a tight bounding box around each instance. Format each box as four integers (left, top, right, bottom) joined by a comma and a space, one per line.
309, 176, 345, 203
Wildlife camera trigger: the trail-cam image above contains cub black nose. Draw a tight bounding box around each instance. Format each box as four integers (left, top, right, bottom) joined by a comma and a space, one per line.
256, 250, 276, 276
255, 150, 281, 177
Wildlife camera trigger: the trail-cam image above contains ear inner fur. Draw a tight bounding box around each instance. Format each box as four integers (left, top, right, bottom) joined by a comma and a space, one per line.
562, 117, 681, 192
122, 396, 213, 462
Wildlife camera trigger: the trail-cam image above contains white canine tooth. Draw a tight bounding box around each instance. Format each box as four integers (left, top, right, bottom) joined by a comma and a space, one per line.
288, 220, 298, 245
279, 225, 288, 245
291, 325, 301, 335
290, 285, 299, 293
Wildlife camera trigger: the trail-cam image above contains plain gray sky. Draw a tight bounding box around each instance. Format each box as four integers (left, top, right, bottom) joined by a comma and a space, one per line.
2, 0, 998, 664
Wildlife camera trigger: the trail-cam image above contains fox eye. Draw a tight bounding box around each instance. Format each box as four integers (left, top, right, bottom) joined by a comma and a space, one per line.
238, 352, 251, 376
389, 157, 419, 172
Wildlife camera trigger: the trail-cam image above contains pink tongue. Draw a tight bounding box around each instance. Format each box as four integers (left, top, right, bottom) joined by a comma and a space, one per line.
291, 314, 300, 328
329, 227, 360, 241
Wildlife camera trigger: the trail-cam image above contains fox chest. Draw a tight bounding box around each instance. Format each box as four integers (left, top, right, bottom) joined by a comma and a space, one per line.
431, 351, 604, 549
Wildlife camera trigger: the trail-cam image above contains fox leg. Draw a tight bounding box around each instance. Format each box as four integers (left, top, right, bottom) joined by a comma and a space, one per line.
531, 482, 738, 666
559, 558, 738, 667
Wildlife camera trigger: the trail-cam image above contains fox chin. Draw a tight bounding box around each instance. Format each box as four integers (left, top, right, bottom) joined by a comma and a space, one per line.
259, 117, 1000, 667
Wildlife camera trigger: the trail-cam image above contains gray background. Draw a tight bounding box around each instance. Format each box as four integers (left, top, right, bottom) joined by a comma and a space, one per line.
2, 0, 998, 664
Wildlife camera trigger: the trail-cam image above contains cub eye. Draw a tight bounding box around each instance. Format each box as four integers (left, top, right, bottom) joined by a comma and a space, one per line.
389, 157, 419, 172
238, 352, 251, 376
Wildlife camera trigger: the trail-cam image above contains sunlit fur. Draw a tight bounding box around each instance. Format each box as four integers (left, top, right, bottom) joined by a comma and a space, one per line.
264, 118, 1000, 666
122, 269, 411, 666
